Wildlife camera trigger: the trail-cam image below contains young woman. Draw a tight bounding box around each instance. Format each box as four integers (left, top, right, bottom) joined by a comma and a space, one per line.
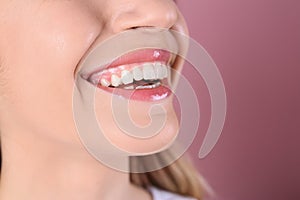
0, 0, 205, 199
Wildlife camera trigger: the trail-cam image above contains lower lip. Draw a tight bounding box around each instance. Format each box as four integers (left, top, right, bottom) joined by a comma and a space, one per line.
96, 84, 173, 101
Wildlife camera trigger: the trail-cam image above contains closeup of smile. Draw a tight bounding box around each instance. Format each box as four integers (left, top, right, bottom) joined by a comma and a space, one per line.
81, 49, 177, 101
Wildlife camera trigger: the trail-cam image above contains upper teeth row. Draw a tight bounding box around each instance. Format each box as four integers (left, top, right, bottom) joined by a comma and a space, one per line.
90, 62, 170, 87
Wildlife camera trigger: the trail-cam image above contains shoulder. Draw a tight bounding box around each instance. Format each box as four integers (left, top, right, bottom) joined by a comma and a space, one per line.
149, 187, 197, 200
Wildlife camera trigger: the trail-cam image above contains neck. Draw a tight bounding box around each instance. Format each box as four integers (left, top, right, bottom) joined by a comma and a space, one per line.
0, 132, 151, 200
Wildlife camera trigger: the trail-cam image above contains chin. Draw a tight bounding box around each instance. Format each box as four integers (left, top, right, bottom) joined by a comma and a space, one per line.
94, 92, 179, 155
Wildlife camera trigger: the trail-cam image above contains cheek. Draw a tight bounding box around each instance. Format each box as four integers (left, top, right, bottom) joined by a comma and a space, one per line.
0, 2, 100, 142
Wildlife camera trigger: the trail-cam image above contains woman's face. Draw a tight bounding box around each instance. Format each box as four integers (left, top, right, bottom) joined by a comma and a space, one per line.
0, 0, 188, 155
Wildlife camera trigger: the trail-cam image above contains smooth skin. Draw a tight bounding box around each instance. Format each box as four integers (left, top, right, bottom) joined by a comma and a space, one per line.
0, 0, 188, 200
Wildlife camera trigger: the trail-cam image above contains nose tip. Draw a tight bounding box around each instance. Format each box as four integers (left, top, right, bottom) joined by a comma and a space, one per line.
109, 0, 178, 33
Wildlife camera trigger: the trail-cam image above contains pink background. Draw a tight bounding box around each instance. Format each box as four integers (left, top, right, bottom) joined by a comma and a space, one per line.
177, 0, 300, 200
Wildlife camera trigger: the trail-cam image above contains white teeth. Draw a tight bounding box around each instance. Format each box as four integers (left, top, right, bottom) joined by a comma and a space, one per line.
100, 78, 110, 87
121, 70, 134, 84
90, 62, 171, 88
124, 85, 134, 90
136, 82, 161, 89
143, 63, 156, 80
161, 65, 168, 78
132, 67, 143, 81
111, 74, 121, 87
154, 63, 164, 79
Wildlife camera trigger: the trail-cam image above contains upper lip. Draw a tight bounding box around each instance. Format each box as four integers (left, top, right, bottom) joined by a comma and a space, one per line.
82, 49, 175, 79
76, 28, 179, 80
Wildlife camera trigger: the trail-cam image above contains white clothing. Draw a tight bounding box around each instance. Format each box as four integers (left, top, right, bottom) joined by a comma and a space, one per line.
149, 187, 196, 200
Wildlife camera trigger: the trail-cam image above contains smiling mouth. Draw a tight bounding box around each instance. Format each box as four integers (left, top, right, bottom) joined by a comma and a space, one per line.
81, 49, 176, 101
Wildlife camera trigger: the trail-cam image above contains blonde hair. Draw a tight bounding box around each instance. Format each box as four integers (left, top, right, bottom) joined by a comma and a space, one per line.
130, 149, 207, 200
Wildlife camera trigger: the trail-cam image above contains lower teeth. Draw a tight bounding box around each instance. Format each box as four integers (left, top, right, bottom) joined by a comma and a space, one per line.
135, 82, 161, 89
123, 85, 135, 90
112, 81, 161, 90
